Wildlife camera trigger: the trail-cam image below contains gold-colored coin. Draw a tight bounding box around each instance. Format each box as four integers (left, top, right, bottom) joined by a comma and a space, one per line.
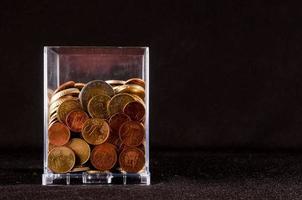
87, 94, 111, 119
114, 84, 145, 100
49, 113, 58, 125
49, 96, 78, 114
67, 138, 90, 165
107, 93, 135, 116
50, 88, 80, 104
86, 170, 101, 174
81, 118, 110, 145
74, 82, 86, 90
71, 166, 90, 173
57, 99, 81, 123
105, 80, 126, 87
79, 80, 114, 111
48, 142, 57, 152
48, 146, 75, 173
71, 166, 89, 173
125, 78, 145, 89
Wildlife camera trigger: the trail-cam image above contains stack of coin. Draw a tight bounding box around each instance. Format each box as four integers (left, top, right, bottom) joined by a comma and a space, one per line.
47, 78, 146, 174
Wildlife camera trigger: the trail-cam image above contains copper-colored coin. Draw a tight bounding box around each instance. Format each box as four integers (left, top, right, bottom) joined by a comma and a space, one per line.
50, 88, 80, 104
119, 142, 145, 153
119, 147, 145, 173
54, 81, 75, 94
105, 80, 126, 87
81, 118, 110, 145
90, 143, 117, 171
107, 132, 121, 147
48, 146, 75, 173
119, 121, 145, 147
48, 122, 70, 146
74, 82, 86, 90
107, 93, 135, 116
57, 99, 81, 123
125, 78, 145, 89
114, 84, 145, 100
71, 166, 90, 173
67, 138, 91, 165
66, 110, 89, 132
109, 112, 131, 133
79, 80, 114, 111
123, 101, 145, 121
87, 94, 111, 119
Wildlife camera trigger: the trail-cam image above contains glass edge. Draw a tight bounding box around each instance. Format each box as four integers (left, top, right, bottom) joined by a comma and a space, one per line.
144, 47, 150, 176
43, 47, 48, 174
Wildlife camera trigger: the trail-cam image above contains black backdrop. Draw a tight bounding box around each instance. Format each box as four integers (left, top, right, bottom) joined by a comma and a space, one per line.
1, 1, 302, 150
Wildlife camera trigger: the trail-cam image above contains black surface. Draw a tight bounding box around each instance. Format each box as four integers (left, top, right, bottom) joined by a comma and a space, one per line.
1, 150, 302, 199
1, 1, 302, 149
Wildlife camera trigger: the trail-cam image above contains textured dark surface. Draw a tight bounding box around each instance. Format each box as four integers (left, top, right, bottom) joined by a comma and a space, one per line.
1, 150, 302, 199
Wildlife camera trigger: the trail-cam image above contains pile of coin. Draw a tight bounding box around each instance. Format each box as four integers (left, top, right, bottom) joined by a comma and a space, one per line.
47, 78, 146, 174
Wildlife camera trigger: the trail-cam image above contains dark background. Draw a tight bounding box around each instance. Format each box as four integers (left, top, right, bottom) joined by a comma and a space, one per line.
1, 1, 302, 150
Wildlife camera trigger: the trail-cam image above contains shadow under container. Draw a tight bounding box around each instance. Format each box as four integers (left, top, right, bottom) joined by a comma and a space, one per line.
42, 47, 150, 185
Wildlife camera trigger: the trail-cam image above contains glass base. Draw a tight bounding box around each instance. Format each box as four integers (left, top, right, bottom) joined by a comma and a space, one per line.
42, 172, 151, 185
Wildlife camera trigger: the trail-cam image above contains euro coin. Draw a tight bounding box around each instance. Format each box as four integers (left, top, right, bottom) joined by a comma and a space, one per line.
79, 80, 114, 111
90, 143, 117, 171
107, 93, 135, 116
81, 118, 110, 145
48, 122, 70, 146
87, 94, 111, 119
119, 147, 145, 173
48, 146, 75, 173
119, 121, 144, 147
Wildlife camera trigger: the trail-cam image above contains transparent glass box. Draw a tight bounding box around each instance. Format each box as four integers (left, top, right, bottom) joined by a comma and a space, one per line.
42, 47, 150, 185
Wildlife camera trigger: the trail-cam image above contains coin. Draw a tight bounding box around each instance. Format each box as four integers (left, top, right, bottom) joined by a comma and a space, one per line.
81, 118, 110, 145
57, 99, 81, 123
74, 82, 85, 90
125, 78, 145, 89
54, 81, 75, 94
49, 114, 58, 125
119, 147, 145, 173
105, 80, 126, 87
119, 121, 145, 147
79, 80, 114, 111
50, 88, 80, 104
114, 84, 145, 100
48, 122, 70, 146
49, 96, 78, 114
123, 101, 145, 121
119, 142, 145, 153
87, 94, 111, 119
66, 110, 89, 132
67, 138, 90, 165
107, 132, 121, 147
48, 146, 75, 173
71, 166, 90, 173
109, 112, 131, 133
86, 170, 101, 174
90, 143, 117, 171
48, 142, 57, 152
107, 93, 135, 116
